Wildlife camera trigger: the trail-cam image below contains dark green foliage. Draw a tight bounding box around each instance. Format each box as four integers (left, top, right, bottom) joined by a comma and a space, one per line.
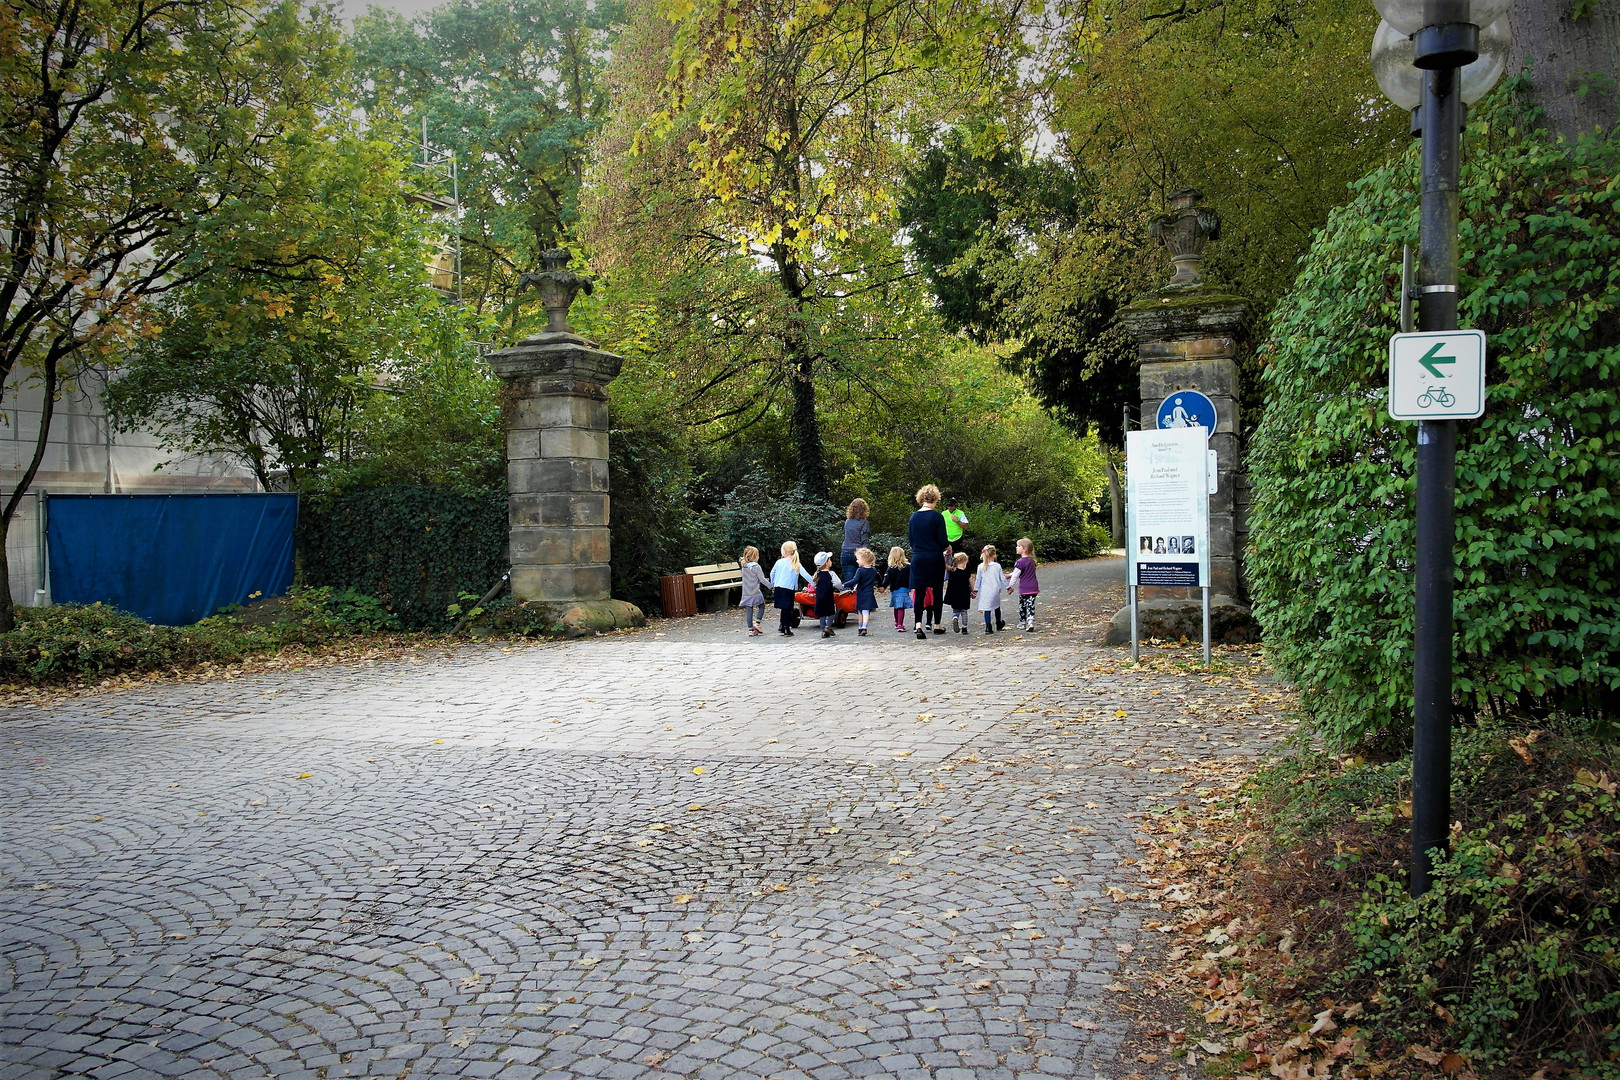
1248, 725, 1620, 1075
1249, 103, 1620, 747
0, 590, 401, 684
712, 467, 845, 566
609, 419, 702, 613
299, 486, 506, 630
897, 131, 1138, 438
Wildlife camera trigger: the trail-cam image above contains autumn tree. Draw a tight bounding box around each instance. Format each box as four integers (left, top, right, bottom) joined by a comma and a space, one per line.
0, 0, 345, 630
584, 0, 1029, 498
105, 128, 472, 492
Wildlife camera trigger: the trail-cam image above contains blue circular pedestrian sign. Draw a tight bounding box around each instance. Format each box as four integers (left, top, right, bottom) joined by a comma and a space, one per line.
1156, 390, 1217, 431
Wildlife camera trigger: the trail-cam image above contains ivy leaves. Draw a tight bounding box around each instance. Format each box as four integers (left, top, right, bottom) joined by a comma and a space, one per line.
1249, 99, 1620, 746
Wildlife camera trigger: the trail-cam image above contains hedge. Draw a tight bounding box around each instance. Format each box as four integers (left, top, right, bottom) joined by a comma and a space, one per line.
1248, 96, 1620, 747
300, 485, 506, 630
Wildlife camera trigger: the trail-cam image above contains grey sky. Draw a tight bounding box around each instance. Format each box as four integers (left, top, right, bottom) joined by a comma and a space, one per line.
339, 0, 441, 22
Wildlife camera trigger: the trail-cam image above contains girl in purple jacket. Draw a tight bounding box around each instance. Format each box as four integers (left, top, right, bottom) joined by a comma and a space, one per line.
1008, 537, 1040, 632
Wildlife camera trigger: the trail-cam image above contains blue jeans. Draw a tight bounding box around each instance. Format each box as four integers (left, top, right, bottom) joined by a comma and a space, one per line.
840, 548, 858, 580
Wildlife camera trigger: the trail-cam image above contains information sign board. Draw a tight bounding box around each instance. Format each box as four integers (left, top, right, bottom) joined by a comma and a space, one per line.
1388, 329, 1486, 420
1126, 428, 1210, 588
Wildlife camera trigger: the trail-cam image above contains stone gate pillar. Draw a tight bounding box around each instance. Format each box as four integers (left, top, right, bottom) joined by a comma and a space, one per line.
486, 250, 644, 634
1110, 189, 1259, 645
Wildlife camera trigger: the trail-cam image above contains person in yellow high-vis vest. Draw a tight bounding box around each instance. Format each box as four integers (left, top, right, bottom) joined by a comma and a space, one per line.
943, 496, 968, 547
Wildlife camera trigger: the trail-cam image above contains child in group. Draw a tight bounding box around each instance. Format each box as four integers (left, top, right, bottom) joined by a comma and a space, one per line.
811, 551, 844, 638
1008, 537, 1040, 632
885, 546, 912, 633
944, 552, 973, 634
974, 544, 1006, 633
770, 541, 812, 637
738, 546, 771, 636
848, 547, 880, 636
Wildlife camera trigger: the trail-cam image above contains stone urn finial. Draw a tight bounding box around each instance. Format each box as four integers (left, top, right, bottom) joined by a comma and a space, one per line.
1147, 188, 1222, 288
517, 248, 594, 339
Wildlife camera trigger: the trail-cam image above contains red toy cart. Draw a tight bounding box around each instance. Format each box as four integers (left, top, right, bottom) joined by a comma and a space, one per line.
795, 589, 856, 627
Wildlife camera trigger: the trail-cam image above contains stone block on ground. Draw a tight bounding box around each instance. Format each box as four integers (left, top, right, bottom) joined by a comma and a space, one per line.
1106, 596, 1259, 645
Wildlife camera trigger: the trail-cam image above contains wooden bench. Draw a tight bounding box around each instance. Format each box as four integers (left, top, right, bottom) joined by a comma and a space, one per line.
685, 561, 744, 611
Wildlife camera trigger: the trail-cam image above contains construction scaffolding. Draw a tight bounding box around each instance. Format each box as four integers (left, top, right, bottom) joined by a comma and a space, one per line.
0, 372, 257, 605
409, 117, 464, 300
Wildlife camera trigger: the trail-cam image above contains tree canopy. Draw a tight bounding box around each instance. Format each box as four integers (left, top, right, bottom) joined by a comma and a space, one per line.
899, 0, 1408, 436
350, 0, 624, 325
583, 0, 1035, 497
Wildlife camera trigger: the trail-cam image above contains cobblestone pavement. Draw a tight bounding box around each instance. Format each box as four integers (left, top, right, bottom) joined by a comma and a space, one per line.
0, 557, 1289, 1080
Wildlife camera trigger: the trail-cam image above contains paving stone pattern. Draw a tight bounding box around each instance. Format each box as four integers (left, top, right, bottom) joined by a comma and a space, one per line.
0, 558, 1286, 1080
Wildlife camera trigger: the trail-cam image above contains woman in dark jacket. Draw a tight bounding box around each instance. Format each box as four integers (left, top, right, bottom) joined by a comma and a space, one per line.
907, 484, 950, 639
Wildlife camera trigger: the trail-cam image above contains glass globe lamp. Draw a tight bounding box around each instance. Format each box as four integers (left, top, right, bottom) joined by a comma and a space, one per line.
1460, 18, 1511, 104
1371, 20, 1422, 111
1371, 17, 1510, 110
1373, 0, 1512, 36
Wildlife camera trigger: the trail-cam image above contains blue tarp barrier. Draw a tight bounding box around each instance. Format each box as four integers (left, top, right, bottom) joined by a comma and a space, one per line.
47, 493, 298, 626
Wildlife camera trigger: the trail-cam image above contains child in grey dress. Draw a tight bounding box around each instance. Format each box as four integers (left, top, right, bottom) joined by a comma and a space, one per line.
738, 546, 770, 636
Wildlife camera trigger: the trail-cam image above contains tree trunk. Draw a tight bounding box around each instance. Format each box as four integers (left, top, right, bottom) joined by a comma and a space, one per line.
789, 351, 828, 500
776, 249, 829, 501
0, 348, 63, 632
1506, 0, 1620, 141
1106, 455, 1125, 547
0, 516, 14, 634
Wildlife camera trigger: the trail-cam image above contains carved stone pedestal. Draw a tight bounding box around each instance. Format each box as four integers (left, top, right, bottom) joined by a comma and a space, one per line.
485, 251, 643, 636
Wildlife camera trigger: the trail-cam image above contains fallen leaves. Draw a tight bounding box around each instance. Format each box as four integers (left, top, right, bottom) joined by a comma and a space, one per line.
1574, 767, 1617, 795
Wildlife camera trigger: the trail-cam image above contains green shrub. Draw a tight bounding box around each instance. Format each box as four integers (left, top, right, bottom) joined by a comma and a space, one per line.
712, 467, 845, 565
1250, 726, 1620, 1075
0, 589, 403, 684
299, 485, 506, 630
0, 604, 179, 681
959, 504, 1111, 564
1249, 99, 1620, 747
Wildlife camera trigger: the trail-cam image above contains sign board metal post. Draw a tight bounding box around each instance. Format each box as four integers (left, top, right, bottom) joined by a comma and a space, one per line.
1202, 587, 1211, 666
1129, 584, 1139, 663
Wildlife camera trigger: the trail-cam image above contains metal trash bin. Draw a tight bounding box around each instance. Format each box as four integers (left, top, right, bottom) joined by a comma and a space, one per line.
658, 573, 697, 618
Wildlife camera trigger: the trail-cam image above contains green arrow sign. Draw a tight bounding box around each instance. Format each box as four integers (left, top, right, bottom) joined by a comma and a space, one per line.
1418, 342, 1456, 378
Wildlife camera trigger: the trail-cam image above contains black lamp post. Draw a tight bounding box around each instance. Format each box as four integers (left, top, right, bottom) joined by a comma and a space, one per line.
1369, 0, 1510, 897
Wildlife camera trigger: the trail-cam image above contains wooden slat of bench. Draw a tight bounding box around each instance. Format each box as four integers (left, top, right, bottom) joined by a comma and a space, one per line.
686, 563, 744, 591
